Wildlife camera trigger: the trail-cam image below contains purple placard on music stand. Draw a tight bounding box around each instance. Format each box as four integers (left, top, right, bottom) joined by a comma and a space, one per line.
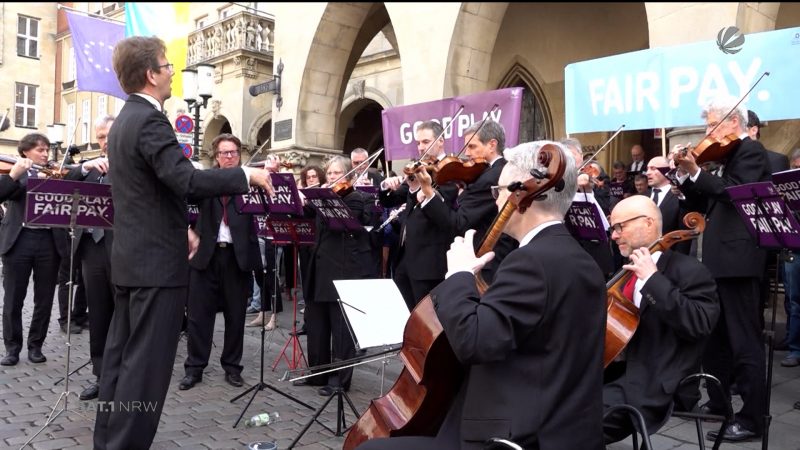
252, 216, 316, 245
299, 188, 363, 231
609, 181, 626, 199
564, 201, 608, 242
235, 173, 302, 216
292, 218, 316, 245
187, 203, 199, 226
771, 168, 800, 211
727, 182, 800, 250
25, 178, 114, 229
355, 185, 383, 214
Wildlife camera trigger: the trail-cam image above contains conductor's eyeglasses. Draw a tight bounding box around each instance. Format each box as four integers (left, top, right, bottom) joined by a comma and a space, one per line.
218, 150, 239, 158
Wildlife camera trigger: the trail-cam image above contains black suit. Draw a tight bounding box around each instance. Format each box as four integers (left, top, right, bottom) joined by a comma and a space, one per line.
629, 160, 646, 175
603, 250, 719, 442
421, 158, 517, 282
359, 223, 607, 450
380, 182, 459, 309
767, 149, 789, 174
184, 193, 261, 378
303, 189, 378, 388
678, 136, 770, 434
94, 94, 251, 450
0, 171, 60, 357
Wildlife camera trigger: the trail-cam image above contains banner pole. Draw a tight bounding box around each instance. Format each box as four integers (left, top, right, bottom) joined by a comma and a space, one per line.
661, 128, 667, 158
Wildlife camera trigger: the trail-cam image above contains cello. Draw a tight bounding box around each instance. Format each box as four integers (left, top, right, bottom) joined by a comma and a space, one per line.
343, 143, 567, 449
603, 212, 706, 364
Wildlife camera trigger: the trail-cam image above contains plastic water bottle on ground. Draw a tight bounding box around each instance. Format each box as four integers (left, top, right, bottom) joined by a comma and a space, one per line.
244, 411, 280, 428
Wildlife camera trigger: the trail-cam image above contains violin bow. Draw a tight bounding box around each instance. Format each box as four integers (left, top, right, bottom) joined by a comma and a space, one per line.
57, 116, 83, 172
415, 104, 465, 164
329, 148, 384, 187
244, 138, 271, 167
705, 71, 770, 139
577, 124, 625, 172
453, 103, 500, 158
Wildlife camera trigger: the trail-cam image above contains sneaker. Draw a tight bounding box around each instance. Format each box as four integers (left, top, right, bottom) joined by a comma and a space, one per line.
246, 306, 259, 315
780, 354, 800, 367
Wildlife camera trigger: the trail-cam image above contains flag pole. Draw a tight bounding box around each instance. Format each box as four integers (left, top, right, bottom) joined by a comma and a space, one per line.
57, 4, 126, 24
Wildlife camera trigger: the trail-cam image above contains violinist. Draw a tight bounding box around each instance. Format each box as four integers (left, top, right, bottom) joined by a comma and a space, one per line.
378, 120, 459, 310
673, 95, 770, 442
350, 147, 384, 188
417, 119, 515, 282
357, 141, 607, 450
603, 195, 718, 444
301, 156, 378, 395
0, 133, 61, 367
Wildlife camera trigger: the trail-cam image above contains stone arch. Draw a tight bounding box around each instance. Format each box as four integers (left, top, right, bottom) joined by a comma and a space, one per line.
295, 3, 394, 153
496, 60, 553, 142
248, 111, 273, 153
203, 114, 232, 161
339, 98, 386, 173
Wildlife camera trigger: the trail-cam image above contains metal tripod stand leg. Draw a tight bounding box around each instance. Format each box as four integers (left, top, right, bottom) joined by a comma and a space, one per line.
21, 222, 91, 449
288, 386, 360, 449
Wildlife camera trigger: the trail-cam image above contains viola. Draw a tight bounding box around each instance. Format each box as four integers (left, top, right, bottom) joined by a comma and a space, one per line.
343, 143, 567, 449
603, 212, 705, 365
674, 134, 740, 166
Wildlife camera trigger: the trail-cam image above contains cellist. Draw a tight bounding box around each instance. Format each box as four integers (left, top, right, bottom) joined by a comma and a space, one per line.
356, 140, 607, 450
603, 195, 718, 444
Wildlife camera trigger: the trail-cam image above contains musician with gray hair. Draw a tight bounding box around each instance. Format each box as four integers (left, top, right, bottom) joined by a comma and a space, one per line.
357, 141, 606, 449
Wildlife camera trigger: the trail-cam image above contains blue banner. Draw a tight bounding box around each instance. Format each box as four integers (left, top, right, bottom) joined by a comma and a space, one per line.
565, 27, 800, 133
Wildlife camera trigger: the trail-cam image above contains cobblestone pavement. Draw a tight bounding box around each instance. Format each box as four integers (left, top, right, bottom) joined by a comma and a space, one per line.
1, 282, 799, 449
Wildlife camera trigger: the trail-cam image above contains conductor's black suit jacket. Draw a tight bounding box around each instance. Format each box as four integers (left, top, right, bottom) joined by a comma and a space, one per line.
430, 223, 607, 449
603, 250, 719, 432
108, 94, 249, 287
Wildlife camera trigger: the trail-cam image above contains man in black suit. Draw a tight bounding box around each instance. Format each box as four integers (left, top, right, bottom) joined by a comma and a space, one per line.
417, 119, 514, 282
67, 115, 115, 401
379, 120, 459, 310
357, 140, 607, 450
675, 96, 771, 442
629, 144, 647, 174
93, 36, 273, 450
180, 134, 263, 391
645, 156, 682, 235
0, 133, 61, 366
351, 147, 385, 189
603, 196, 719, 443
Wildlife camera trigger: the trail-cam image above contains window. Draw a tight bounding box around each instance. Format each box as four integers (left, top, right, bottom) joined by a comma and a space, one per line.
219, 6, 234, 19
114, 98, 124, 116
14, 83, 37, 128
17, 15, 39, 58
82, 100, 91, 144
98, 95, 107, 116
196, 16, 207, 29
68, 47, 77, 82
68, 103, 77, 138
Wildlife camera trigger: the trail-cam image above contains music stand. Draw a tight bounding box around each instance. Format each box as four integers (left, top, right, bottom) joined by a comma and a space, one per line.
287, 279, 409, 449
230, 185, 323, 429
20, 178, 113, 449
726, 181, 800, 450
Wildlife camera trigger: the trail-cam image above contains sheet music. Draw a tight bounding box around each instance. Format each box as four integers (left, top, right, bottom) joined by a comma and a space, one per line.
333, 279, 410, 350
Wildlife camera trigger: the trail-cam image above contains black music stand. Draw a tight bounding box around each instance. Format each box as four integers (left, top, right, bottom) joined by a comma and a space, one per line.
229, 188, 326, 430
727, 181, 800, 450
287, 279, 408, 449
20, 179, 113, 449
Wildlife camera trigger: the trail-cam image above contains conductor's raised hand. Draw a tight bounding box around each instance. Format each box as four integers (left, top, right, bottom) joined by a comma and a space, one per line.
249, 168, 275, 196
446, 229, 494, 276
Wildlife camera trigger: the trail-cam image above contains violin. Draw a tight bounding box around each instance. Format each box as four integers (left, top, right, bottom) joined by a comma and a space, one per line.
603, 212, 705, 365
329, 179, 354, 197
344, 143, 567, 449
0, 155, 74, 179
674, 133, 740, 166
402, 155, 489, 186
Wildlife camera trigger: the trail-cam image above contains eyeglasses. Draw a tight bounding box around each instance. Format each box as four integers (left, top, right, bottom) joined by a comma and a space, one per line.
155, 63, 174, 73
490, 185, 512, 199
608, 215, 648, 234
217, 150, 239, 158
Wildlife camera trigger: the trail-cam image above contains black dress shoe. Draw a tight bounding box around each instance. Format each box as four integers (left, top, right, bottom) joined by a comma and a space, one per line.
60, 322, 82, 334
706, 422, 758, 442
28, 348, 46, 364
1, 354, 19, 366
318, 385, 334, 396
178, 374, 202, 390
225, 373, 244, 387
80, 382, 100, 400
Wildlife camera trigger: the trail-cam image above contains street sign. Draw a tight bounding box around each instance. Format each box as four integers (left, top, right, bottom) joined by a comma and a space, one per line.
175, 132, 193, 144
249, 80, 276, 97
180, 143, 193, 159
175, 114, 194, 134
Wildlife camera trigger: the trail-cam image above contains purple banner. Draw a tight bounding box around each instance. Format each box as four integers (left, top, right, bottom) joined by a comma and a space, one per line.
235, 173, 302, 216
381, 88, 523, 161
299, 188, 363, 232
564, 201, 608, 242
771, 168, 800, 212
727, 182, 800, 250
25, 178, 114, 229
